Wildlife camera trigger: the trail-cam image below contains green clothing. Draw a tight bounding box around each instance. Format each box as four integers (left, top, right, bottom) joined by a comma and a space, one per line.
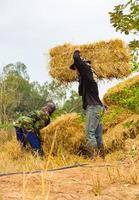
14, 111, 50, 132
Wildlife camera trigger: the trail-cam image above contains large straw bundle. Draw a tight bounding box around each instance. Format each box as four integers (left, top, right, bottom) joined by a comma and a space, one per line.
49, 39, 131, 83
103, 75, 139, 106
104, 115, 139, 152
40, 113, 85, 155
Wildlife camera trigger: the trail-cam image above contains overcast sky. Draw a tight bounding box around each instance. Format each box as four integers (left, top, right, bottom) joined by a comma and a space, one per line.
0, 0, 136, 97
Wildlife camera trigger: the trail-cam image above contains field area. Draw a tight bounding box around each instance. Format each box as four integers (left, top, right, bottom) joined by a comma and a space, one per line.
0, 75, 139, 200
0, 158, 139, 200
0, 126, 139, 200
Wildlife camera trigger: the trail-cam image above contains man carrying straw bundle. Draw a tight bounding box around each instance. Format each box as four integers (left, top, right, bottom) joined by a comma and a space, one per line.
70, 50, 105, 159
13, 102, 56, 156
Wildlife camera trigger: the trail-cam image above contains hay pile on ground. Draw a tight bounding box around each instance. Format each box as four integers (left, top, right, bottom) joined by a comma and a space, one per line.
49, 39, 131, 83
104, 115, 139, 152
125, 134, 139, 152
103, 75, 139, 106
103, 75, 139, 153
103, 105, 132, 132
40, 113, 85, 155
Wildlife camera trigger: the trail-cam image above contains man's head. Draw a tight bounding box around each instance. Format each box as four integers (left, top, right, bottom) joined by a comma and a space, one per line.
69, 50, 91, 71
42, 101, 56, 116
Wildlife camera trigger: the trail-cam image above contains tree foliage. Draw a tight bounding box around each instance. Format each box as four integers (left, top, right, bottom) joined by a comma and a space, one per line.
62, 90, 82, 113
0, 63, 43, 123
109, 0, 139, 69
51, 90, 83, 120
109, 0, 139, 35
41, 80, 67, 107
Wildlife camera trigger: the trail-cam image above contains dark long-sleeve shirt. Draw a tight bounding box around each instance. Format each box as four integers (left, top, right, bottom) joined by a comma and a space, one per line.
73, 51, 103, 109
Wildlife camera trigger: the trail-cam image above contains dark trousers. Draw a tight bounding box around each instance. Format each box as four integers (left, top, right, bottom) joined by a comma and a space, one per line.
15, 127, 41, 152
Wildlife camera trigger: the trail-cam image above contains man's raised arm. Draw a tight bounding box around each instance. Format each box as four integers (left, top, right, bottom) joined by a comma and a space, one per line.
73, 50, 86, 75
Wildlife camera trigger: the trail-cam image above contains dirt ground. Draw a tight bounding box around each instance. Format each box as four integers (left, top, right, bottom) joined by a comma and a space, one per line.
0, 159, 139, 200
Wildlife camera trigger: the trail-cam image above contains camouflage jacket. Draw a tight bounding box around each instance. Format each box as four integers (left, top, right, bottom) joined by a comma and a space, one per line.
14, 110, 50, 132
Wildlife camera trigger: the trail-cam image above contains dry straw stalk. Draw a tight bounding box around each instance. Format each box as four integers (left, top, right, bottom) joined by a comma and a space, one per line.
49, 39, 131, 83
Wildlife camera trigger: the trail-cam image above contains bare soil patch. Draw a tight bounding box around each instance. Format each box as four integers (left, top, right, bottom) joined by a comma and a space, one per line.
0, 159, 139, 200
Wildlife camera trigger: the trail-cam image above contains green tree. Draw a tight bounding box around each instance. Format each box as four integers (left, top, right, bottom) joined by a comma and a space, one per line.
51, 90, 83, 120
62, 90, 82, 113
3, 62, 29, 80
0, 63, 46, 123
0, 63, 31, 123
41, 80, 67, 107
109, 0, 139, 70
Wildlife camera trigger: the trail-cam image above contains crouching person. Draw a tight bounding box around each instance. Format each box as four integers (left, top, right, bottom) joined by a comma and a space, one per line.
13, 102, 56, 156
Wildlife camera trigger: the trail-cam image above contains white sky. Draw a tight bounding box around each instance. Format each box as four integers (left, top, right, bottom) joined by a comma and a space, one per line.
0, 0, 137, 97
